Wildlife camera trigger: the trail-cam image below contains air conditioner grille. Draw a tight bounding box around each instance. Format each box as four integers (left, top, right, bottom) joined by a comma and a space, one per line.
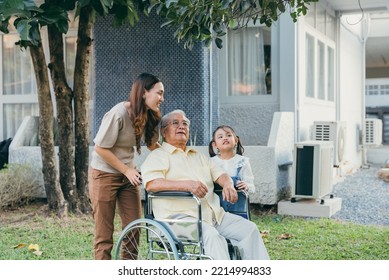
364, 119, 383, 146
315, 124, 331, 141
313, 121, 346, 165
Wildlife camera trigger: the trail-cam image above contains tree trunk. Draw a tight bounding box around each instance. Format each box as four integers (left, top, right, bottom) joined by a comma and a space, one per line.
29, 43, 67, 218
47, 23, 79, 213
73, 6, 95, 213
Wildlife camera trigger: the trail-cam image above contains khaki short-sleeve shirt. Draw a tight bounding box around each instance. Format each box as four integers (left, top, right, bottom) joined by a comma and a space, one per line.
91, 102, 136, 173
141, 142, 226, 224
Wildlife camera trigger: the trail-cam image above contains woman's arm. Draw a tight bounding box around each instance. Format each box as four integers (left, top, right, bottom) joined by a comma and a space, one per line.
94, 145, 141, 186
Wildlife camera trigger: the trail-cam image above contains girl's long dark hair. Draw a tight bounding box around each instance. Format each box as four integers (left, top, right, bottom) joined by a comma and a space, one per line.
128, 73, 161, 154
208, 125, 244, 157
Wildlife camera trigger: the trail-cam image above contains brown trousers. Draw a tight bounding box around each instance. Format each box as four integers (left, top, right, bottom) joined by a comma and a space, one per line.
89, 168, 141, 260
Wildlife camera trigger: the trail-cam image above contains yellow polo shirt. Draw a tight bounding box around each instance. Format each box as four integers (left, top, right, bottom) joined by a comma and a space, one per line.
141, 142, 226, 225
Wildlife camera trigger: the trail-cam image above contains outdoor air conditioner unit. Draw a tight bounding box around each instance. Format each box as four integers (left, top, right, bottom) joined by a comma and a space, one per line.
364, 118, 383, 146
313, 121, 346, 167
291, 141, 334, 204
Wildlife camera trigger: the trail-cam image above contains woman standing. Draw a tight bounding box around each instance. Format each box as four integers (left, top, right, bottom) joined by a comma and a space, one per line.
89, 73, 164, 260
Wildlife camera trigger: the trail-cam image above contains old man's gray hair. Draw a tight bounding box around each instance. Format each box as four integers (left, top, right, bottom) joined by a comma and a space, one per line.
160, 109, 191, 128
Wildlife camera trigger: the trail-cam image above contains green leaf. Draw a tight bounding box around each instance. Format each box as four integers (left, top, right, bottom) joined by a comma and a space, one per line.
1, 8, 31, 19
25, 5, 43, 13
0, 19, 10, 33
15, 18, 31, 41
29, 23, 41, 45
161, 20, 174, 28
166, 0, 179, 8
128, 11, 134, 26
215, 37, 223, 49
55, 19, 69, 34
221, 0, 230, 9
78, 0, 91, 8
100, 0, 113, 11
3, 0, 25, 10
278, 1, 285, 13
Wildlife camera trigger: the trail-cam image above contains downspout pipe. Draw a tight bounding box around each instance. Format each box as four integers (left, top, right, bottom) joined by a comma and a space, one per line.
361, 14, 371, 168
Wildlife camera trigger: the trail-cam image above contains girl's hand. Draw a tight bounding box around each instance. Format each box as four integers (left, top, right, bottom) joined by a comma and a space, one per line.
124, 168, 142, 186
236, 180, 248, 191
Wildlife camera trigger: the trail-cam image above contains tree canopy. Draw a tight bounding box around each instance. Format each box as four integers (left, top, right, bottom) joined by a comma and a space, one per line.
1, 0, 318, 49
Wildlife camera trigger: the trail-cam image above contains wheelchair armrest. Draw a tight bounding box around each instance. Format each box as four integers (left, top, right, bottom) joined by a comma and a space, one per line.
214, 187, 249, 198
149, 191, 194, 197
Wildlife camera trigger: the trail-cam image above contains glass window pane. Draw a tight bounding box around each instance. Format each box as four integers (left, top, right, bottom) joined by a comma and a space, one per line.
227, 27, 268, 96
381, 84, 389, 95
316, 4, 326, 35
65, 36, 77, 88
3, 103, 39, 139
305, 3, 316, 27
2, 34, 36, 96
317, 40, 325, 100
326, 13, 336, 40
306, 34, 315, 97
327, 47, 334, 101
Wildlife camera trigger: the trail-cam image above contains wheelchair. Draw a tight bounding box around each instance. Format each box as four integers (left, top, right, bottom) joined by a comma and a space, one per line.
114, 186, 250, 260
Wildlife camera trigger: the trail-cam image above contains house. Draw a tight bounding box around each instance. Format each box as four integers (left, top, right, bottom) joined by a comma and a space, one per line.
1, 0, 389, 202
90, 0, 389, 175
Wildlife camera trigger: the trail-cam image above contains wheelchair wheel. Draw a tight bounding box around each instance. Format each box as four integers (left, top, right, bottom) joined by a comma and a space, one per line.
115, 218, 179, 260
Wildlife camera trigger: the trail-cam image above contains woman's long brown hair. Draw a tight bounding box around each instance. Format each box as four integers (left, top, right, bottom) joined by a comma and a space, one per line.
128, 73, 162, 154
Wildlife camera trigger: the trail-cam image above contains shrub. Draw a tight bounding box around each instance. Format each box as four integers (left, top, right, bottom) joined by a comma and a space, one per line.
0, 164, 42, 209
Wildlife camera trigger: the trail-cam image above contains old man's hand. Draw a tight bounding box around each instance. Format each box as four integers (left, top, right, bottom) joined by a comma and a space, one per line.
222, 184, 238, 204
188, 181, 208, 198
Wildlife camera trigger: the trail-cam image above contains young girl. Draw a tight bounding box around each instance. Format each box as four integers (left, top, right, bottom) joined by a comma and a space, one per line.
89, 73, 164, 260
209, 125, 255, 194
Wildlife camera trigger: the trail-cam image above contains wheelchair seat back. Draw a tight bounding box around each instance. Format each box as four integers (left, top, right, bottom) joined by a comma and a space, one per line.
214, 180, 251, 220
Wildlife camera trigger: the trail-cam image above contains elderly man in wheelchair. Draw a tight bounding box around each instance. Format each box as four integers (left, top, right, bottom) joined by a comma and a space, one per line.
115, 110, 269, 260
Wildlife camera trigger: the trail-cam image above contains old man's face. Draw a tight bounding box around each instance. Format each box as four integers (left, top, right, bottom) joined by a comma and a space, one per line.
162, 113, 190, 149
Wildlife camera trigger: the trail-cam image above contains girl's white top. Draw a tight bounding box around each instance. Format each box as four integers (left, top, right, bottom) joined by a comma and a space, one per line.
210, 154, 255, 193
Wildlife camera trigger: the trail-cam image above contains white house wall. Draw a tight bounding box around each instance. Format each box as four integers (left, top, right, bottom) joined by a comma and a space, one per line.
338, 17, 365, 171
292, 13, 364, 174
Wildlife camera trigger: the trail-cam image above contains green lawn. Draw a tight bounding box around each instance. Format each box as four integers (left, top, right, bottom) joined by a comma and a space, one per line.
0, 202, 388, 260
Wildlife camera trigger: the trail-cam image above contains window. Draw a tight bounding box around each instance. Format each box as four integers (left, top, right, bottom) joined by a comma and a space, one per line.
317, 40, 325, 100
65, 36, 77, 89
306, 2, 336, 41
0, 17, 79, 140
304, 3, 336, 102
1, 32, 39, 139
381, 84, 389, 95
365, 85, 379, 95
305, 31, 335, 101
2, 34, 37, 96
217, 25, 274, 103
327, 47, 335, 101
227, 28, 267, 96
305, 34, 315, 98
3, 103, 39, 138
